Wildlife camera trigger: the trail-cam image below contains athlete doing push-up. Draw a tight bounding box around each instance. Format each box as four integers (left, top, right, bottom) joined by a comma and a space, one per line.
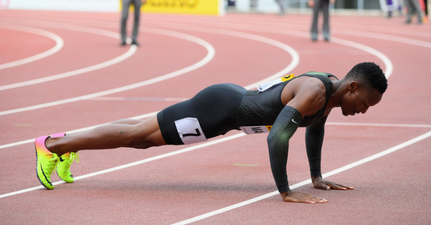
35, 62, 388, 204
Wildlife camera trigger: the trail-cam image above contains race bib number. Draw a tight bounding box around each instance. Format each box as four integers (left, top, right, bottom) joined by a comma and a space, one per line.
257, 74, 295, 92
174, 117, 207, 144
240, 125, 272, 134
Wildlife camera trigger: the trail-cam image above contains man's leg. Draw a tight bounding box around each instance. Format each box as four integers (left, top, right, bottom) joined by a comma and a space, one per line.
411, 0, 423, 23
120, 0, 131, 45
45, 115, 166, 156
275, 0, 286, 15
322, 0, 330, 41
131, 0, 142, 45
405, 0, 414, 23
310, 0, 320, 41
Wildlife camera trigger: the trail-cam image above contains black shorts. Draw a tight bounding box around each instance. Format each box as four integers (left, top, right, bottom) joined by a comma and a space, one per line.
157, 83, 247, 145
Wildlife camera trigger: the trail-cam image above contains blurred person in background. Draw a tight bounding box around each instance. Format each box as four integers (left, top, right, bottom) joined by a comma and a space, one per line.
309, 0, 336, 42
121, 0, 147, 46
275, 0, 286, 16
404, 0, 423, 24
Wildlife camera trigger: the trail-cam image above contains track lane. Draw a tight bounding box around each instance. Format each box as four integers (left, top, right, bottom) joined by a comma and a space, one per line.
0, 24, 63, 69
0, 11, 430, 225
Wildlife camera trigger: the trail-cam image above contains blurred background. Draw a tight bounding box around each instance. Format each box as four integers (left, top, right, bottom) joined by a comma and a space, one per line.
1, 0, 429, 17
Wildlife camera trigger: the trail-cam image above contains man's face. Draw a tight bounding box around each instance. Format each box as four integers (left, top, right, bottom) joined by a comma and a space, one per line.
341, 83, 383, 116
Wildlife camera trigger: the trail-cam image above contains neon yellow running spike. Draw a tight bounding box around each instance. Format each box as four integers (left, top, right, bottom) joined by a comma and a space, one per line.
35, 135, 59, 190
57, 152, 79, 183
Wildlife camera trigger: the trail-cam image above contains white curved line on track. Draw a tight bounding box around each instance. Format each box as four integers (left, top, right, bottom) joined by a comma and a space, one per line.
0, 20, 399, 204
0, 21, 135, 91
147, 21, 394, 79
0, 21, 400, 203
0, 26, 302, 198
0, 24, 300, 147
335, 30, 431, 49
0, 19, 426, 225
11, 18, 301, 90
0, 26, 300, 116
0, 27, 216, 116
248, 19, 431, 47
172, 130, 431, 225
145, 17, 431, 78
0, 17, 409, 201
0, 20, 393, 179
0, 120, 430, 200
0, 23, 64, 70
149, 25, 300, 89
168, 16, 431, 38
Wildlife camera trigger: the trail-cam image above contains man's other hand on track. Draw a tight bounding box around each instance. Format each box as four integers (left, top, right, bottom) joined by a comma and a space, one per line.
280, 191, 328, 204
312, 176, 354, 191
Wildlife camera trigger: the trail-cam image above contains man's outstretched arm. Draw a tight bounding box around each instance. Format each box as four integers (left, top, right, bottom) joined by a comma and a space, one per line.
306, 117, 354, 191
267, 105, 302, 194
267, 105, 327, 204
305, 116, 327, 179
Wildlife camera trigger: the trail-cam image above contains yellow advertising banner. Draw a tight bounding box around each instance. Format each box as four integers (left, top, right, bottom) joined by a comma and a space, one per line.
121, 0, 223, 16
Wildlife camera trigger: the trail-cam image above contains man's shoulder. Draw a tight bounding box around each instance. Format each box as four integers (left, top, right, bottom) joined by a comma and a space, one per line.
300, 71, 337, 79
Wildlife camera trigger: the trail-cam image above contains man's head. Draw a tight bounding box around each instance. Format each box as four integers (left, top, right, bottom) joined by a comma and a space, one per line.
340, 62, 388, 116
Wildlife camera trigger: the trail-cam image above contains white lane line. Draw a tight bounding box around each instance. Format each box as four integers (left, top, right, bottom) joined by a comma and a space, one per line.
331, 37, 393, 78
0, 27, 215, 116
0, 46, 137, 91
336, 30, 431, 49
0, 24, 300, 116
0, 25, 300, 146
0, 26, 301, 197
36, 19, 301, 90
0, 22, 130, 91
0, 23, 63, 70
148, 21, 393, 79
146, 24, 300, 89
0, 19, 405, 202
1, 120, 430, 151
3, 18, 422, 222
0, 112, 157, 150
0, 132, 245, 199
326, 122, 431, 128
88, 96, 189, 102
154, 17, 431, 38
172, 130, 431, 225
4, 128, 427, 200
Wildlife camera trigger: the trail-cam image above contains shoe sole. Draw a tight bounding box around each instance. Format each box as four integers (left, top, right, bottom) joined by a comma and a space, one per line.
35, 142, 54, 190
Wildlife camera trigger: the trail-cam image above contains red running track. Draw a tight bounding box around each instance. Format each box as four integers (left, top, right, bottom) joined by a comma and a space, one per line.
0, 10, 430, 224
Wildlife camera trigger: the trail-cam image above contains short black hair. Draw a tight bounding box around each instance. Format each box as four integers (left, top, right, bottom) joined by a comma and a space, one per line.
345, 62, 388, 94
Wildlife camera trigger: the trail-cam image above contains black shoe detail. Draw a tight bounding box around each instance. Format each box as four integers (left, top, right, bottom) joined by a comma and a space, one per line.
40, 164, 52, 186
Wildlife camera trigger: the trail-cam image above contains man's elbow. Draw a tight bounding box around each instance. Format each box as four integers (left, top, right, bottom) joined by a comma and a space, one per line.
267, 131, 290, 145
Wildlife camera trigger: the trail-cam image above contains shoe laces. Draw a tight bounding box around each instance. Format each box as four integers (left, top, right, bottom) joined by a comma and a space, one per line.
68, 152, 80, 165
48, 154, 60, 175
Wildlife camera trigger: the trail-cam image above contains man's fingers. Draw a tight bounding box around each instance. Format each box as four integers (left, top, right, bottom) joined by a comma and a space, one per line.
329, 183, 347, 190
283, 191, 328, 204
315, 183, 330, 190
313, 179, 355, 191
329, 182, 354, 190
314, 197, 328, 203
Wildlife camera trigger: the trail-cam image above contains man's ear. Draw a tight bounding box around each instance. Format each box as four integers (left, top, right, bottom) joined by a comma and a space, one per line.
348, 81, 358, 92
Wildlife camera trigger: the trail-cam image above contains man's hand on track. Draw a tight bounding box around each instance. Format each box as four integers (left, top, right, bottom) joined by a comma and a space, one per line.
280, 191, 328, 204
312, 176, 354, 191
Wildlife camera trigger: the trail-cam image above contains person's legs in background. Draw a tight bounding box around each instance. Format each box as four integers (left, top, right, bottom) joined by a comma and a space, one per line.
310, 0, 320, 41
120, 0, 131, 45
131, 0, 142, 45
322, 0, 330, 41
